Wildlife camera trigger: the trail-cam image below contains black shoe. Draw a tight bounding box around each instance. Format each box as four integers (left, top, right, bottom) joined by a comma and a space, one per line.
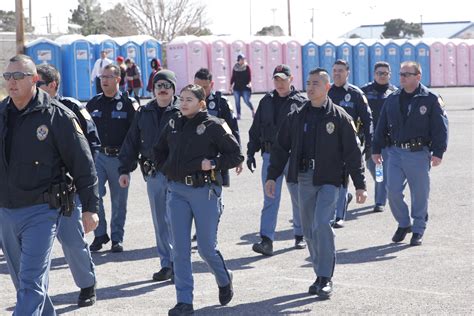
392, 226, 412, 243
373, 204, 385, 212
317, 277, 333, 298
294, 235, 306, 249
333, 217, 344, 228
153, 267, 173, 281
308, 277, 321, 295
168, 303, 194, 316
252, 236, 273, 256
410, 233, 423, 246
78, 284, 96, 307
89, 234, 110, 252
111, 241, 123, 253
219, 270, 233, 306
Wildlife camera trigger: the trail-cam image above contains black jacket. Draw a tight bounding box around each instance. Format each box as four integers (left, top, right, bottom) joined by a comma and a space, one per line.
267, 98, 366, 190
154, 111, 243, 182
118, 97, 180, 174
0, 89, 99, 211
247, 87, 306, 157
206, 91, 240, 144
360, 81, 397, 129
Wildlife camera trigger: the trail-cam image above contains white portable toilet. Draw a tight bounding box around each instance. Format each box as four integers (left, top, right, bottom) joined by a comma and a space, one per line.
444, 40, 457, 86
283, 38, 303, 91
454, 39, 470, 86
248, 37, 268, 93
266, 37, 284, 91
429, 40, 445, 87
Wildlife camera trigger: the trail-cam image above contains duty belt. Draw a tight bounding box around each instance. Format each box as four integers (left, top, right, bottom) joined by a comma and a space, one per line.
299, 158, 315, 172
99, 146, 120, 156
181, 171, 214, 188
392, 138, 428, 150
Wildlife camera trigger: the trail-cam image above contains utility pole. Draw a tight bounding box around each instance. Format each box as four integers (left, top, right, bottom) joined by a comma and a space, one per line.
15, 0, 25, 54
310, 8, 314, 39
271, 8, 277, 35
287, 0, 291, 36
29, 0, 32, 29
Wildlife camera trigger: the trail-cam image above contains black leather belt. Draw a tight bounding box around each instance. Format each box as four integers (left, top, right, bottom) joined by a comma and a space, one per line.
179, 172, 213, 187
393, 142, 411, 149
299, 158, 315, 171
99, 146, 120, 156
33, 192, 51, 206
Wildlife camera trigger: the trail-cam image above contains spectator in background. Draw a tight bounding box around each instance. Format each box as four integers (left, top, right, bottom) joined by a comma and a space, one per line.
91, 50, 112, 94
116, 56, 127, 93
147, 58, 162, 93
125, 58, 143, 105
230, 54, 255, 120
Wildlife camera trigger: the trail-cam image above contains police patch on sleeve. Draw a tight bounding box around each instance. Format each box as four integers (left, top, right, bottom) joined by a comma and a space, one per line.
222, 122, 232, 135
196, 123, 206, 135
326, 122, 335, 134
36, 125, 49, 141
419, 105, 427, 115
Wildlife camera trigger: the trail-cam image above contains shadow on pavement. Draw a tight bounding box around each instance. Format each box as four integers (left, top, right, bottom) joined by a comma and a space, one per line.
345, 205, 379, 222
238, 228, 296, 246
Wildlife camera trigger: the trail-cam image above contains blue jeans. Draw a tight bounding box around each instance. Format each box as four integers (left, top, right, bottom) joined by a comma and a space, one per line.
0, 204, 61, 316
56, 196, 96, 289
298, 171, 339, 277
145, 171, 173, 269
168, 181, 231, 305
260, 152, 302, 240
386, 146, 431, 234
233, 89, 254, 116
95, 153, 130, 242
366, 148, 389, 206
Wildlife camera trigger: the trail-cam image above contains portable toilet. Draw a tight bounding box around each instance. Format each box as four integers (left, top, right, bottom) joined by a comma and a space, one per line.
229, 39, 249, 65
335, 39, 354, 83
352, 40, 369, 87
204, 36, 231, 93
115, 36, 145, 96
400, 40, 416, 63
368, 40, 386, 81
248, 37, 268, 93
126, 35, 162, 98
283, 38, 303, 91
413, 40, 430, 86
384, 40, 401, 86
455, 40, 470, 86
55, 34, 93, 101
469, 39, 474, 86
444, 41, 457, 86
319, 41, 336, 81
266, 38, 284, 91
302, 40, 319, 89
25, 37, 62, 94
429, 40, 445, 87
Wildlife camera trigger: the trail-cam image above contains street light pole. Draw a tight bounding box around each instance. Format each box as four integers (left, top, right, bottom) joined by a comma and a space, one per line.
310, 8, 314, 38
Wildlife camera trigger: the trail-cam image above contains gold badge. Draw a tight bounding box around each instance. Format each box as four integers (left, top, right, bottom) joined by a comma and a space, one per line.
326, 122, 335, 134
36, 125, 49, 141
196, 123, 206, 135
419, 105, 427, 115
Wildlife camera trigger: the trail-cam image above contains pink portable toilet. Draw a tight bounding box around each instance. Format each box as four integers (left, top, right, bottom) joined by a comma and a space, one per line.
229, 39, 249, 91
455, 40, 470, 86
206, 36, 230, 93
469, 40, 474, 86
444, 41, 457, 86
266, 38, 284, 91
429, 41, 445, 87
248, 37, 268, 93
283, 38, 303, 91
187, 38, 209, 87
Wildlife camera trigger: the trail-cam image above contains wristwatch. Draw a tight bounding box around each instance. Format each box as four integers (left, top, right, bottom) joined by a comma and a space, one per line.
210, 159, 217, 169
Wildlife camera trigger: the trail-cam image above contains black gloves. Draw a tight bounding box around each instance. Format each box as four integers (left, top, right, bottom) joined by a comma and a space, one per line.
246, 155, 256, 173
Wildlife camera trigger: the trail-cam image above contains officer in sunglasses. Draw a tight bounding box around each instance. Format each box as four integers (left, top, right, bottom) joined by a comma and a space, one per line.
118, 70, 179, 282
372, 61, 449, 246
0, 55, 99, 315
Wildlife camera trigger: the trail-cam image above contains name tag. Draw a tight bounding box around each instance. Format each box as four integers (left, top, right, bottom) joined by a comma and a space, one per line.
111, 111, 128, 119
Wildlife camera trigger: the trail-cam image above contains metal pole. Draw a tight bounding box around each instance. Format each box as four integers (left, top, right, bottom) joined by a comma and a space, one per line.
311, 8, 314, 39
271, 8, 276, 35
249, 0, 252, 35
29, 0, 32, 28
287, 0, 291, 36
15, 0, 25, 54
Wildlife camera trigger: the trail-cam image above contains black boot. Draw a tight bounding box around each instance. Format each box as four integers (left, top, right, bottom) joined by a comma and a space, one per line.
78, 283, 96, 307
89, 234, 110, 252
168, 303, 194, 315
317, 277, 333, 298
252, 236, 273, 256
218, 270, 233, 305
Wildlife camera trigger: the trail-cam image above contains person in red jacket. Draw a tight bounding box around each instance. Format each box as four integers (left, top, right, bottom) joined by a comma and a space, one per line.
147, 58, 162, 93
125, 58, 143, 104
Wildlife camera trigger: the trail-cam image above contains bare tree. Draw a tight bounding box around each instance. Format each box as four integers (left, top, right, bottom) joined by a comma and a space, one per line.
102, 4, 140, 36
126, 0, 209, 42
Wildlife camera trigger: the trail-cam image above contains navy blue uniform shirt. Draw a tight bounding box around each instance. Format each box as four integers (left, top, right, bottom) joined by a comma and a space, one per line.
361, 81, 397, 129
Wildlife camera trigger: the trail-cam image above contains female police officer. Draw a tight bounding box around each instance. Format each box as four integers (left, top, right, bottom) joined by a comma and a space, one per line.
154, 84, 243, 315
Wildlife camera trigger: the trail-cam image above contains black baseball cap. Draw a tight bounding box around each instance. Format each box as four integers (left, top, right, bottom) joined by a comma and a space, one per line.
273, 64, 291, 79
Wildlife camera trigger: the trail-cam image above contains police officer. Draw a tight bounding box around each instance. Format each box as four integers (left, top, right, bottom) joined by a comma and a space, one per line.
361, 61, 397, 213
36, 64, 100, 307
0, 54, 99, 315
87, 64, 138, 252
266, 68, 367, 298
154, 84, 243, 315
118, 70, 179, 282
247, 64, 307, 256
328, 59, 373, 228
372, 61, 448, 246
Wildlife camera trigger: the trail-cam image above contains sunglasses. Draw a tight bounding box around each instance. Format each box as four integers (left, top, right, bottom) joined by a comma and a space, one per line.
99, 74, 118, 80
3, 72, 34, 81
399, 72, 418, 78
375, 71, 390, 76
155, 82, 173, 90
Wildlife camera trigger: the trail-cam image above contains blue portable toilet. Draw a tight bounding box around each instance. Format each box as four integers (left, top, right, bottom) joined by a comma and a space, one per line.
385, 40, 401, 86
55, 35, 93, 101
352, 40, 369, 87
115, 36, 144, 97
86, 34, 120, 95
369, 40, 386, 81
399, 40, 415, 63
319, 41, 336, 81
302, 41, 319, 89
25, 37, 63, 94
128, 35, 162, 98
335, 39, 354, 83
413, 40, 431, 86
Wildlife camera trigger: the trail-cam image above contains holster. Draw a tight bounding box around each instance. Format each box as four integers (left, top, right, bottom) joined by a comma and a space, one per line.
139, 157, 156, 178
48, 182, 75, 217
